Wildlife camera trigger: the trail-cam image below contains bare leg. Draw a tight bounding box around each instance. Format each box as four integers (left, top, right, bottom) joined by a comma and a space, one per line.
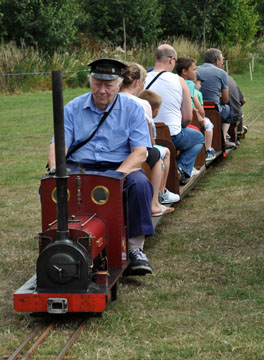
150, 159, 163, 214
205, 130, 213, 149
222, 123, 230, 141
160, 149, 170, 193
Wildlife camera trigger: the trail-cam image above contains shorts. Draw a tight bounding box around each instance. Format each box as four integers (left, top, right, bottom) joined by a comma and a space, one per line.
146, 147, 160, 169
219, 104, 234, 124
154, 144, 166, 160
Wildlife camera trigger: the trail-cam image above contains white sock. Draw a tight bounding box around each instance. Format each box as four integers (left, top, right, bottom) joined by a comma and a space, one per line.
128, 235, 145, 252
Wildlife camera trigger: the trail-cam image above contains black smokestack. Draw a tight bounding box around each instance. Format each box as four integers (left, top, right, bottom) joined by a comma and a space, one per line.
52, 71, 69, 241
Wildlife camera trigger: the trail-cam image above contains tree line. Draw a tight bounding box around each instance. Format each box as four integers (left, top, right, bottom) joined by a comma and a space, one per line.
0, 0, 263, 55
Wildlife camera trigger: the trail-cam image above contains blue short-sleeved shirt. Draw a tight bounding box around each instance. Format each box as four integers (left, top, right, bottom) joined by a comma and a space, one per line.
185, 80, 195, 108
57, 92, 151, 164
186, 80, 195, 99
197, 63, 229, 106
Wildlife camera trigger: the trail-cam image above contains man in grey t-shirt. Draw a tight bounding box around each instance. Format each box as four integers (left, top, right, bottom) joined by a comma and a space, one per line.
228, 75, 246, 121
197, 48, 235, 148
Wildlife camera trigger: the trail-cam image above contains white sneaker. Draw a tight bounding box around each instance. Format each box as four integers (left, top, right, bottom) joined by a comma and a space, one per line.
191, 167, 199, 177
159, 188, 180, 204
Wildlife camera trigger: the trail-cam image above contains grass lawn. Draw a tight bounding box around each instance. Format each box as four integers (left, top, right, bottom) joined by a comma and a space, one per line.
0, 68, 264, 359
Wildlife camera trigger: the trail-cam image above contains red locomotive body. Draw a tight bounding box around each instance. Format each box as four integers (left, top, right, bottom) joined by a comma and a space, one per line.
14, 171, 129, 314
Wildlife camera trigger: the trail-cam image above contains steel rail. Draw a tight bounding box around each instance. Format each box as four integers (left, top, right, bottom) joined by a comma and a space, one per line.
7, 325, 43, 360
6, 320, 87, 360
21, 323, 55, 359
246, 106, 264, 128
55, 320, 88, 360
243, 101, 264, 123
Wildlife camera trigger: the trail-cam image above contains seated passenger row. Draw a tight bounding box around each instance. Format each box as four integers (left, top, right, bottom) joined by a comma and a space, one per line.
142, 44, 245, 187
47, 45, 245, 278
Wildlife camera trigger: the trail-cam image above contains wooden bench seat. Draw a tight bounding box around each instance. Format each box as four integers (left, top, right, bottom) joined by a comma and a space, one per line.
191, 110, 205, 169
203, 100, 241, 146
203, 109, 223, 152
155, 121, 207, 198
155, 122, 179, 194
203, 100, 218, 111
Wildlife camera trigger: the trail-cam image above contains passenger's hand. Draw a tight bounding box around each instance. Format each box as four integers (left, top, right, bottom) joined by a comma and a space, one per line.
46, 167, 72, 176
46, 167, 56, 175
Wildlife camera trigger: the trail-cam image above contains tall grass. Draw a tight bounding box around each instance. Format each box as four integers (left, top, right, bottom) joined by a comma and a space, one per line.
0, 37, 263, 93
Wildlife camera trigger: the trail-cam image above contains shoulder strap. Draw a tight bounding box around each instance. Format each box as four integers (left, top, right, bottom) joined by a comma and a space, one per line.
66, 94, 119, 159
145, 70, 166, 90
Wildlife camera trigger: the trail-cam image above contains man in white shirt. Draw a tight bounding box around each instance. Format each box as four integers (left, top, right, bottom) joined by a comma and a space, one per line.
145, 44, 205, 184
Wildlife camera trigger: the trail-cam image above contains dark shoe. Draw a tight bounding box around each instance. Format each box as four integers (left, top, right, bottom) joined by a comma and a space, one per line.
178, 168, 190, 185
205, 148, 216, 162
235, 140, 240, 147
129, 249, 153, 275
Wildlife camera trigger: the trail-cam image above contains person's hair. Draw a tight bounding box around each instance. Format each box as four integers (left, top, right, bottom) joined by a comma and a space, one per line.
155, 44, 177, 63
138, 89, 162, 110
89, 74, 123, 88
175, 57, 196, 76
121, 63, 147, 89
204, 48, 222, 64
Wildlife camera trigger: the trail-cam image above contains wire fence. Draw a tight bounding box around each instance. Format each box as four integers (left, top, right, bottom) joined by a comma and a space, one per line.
224, 56, 255, 80
0, 55, 259, 93
0, 68, 90, 93
0, 69, 89, 77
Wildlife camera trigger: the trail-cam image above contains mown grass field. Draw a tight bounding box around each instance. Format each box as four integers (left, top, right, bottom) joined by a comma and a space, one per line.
0, 66, 264, 359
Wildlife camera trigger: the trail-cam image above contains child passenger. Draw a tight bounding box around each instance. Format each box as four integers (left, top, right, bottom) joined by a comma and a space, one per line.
194, 79, 216, 161
176, 57, 216, 162
138, 89, 180, 204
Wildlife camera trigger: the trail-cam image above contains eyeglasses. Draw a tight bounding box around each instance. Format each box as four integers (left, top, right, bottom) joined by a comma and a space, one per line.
168, 56, 176, 61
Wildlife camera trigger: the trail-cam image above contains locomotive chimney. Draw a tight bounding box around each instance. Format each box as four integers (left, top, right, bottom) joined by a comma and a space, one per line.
52, 71, 69, 241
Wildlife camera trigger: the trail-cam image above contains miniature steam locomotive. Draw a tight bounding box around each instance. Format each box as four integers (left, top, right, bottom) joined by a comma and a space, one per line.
14, 71, 129, 314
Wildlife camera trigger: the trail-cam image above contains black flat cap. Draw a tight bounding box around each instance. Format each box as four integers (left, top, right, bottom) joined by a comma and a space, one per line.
87, 58, 126, 80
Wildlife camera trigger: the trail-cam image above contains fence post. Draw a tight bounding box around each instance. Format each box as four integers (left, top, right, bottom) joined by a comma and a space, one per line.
249, 61, 253, 80
225, 60, 229, 74
123, 17, 127, 61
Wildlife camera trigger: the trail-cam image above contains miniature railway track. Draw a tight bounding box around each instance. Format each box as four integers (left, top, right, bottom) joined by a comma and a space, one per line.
6, 320, 87, 360
244, 100, 264, 128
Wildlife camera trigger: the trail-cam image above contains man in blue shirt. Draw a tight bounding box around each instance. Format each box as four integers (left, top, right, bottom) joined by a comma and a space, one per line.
48, 58, 154, 275
197, 48, 235, 148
